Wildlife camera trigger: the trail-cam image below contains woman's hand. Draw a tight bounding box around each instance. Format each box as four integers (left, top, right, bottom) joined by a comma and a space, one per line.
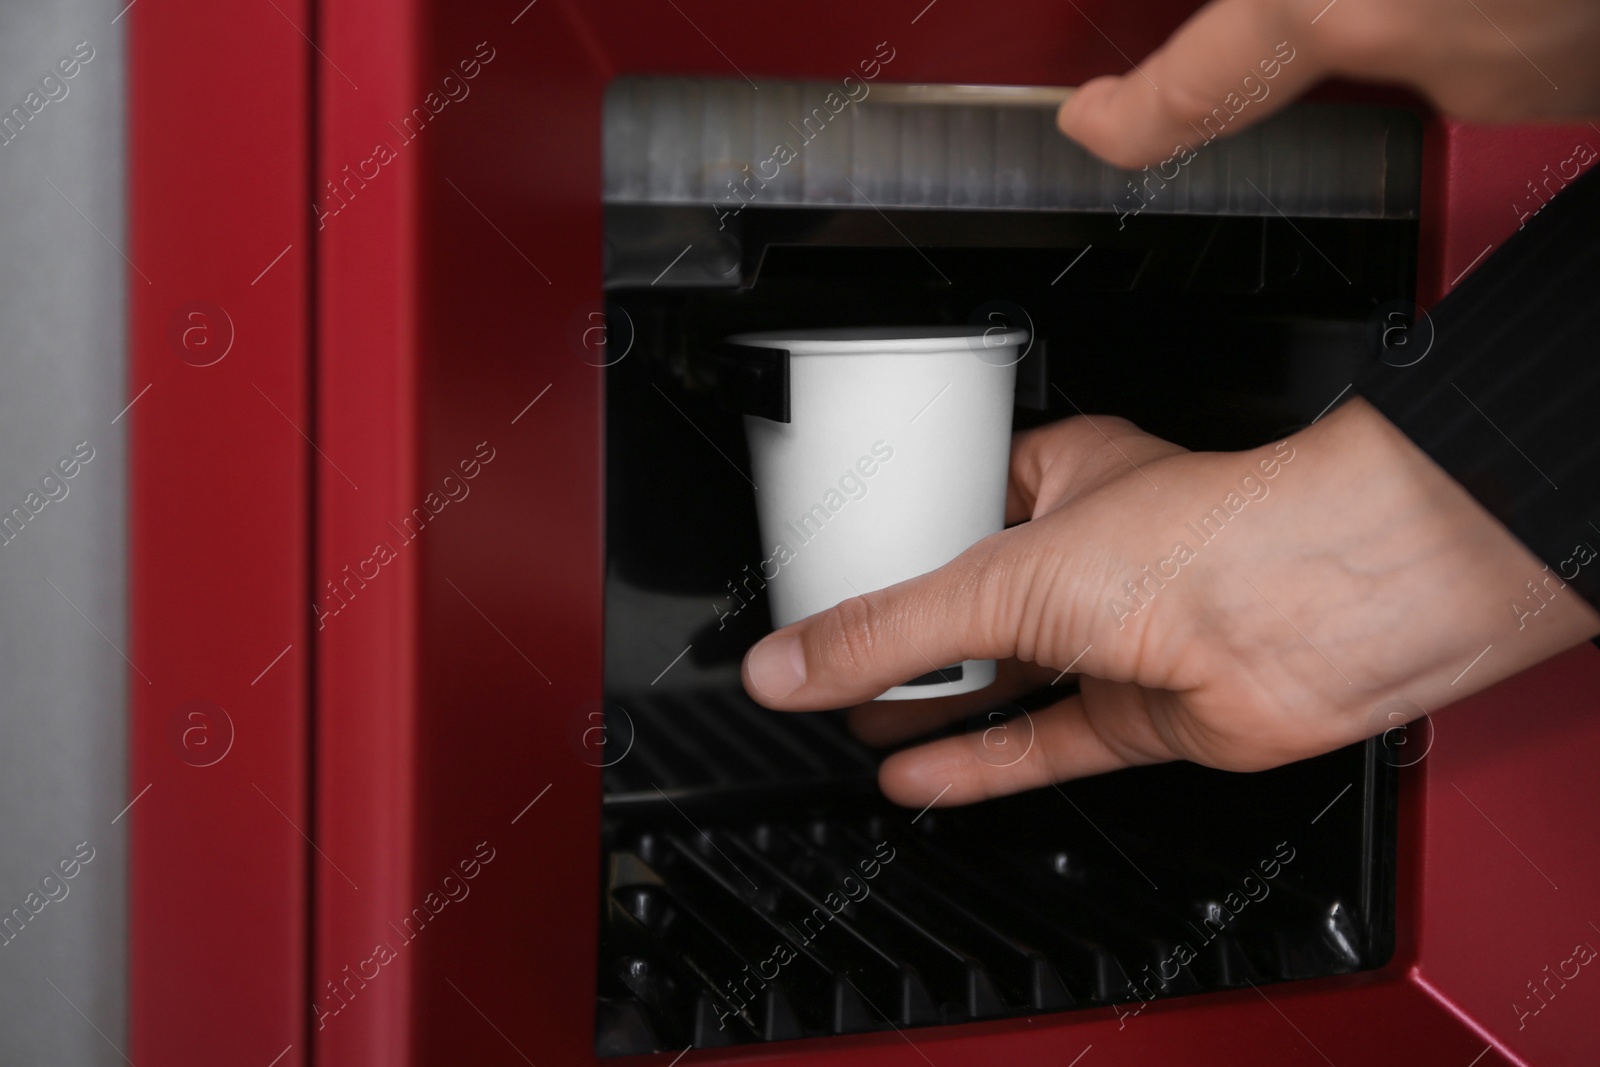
740, 400, 1600, 808
1057, 0, 1600, 169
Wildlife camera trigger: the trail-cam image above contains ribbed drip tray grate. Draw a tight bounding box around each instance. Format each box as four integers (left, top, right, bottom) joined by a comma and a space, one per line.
597, 698, 1384, 1057
602, 690, 877, 804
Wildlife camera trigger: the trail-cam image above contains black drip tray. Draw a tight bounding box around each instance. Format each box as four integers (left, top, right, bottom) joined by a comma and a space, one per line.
601, 690, 878, 806
595, 690, 1395, 1056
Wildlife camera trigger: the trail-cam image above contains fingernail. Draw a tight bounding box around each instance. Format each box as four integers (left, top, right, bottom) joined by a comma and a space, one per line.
746, 635, 806, 701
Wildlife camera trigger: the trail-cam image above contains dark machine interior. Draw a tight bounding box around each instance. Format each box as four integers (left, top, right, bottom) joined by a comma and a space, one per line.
595, 177, 1417, 1054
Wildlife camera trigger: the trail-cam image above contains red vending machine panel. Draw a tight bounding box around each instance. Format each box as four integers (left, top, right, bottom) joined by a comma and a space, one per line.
128, 2, 1600, 1064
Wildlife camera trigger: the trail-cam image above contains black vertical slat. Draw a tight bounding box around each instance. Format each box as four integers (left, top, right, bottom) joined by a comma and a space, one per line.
781, 707, 879, 771
663, 694, 785, 779
706, 691, 835, 776
822, 824, 1073, 1011
602, 691, 877, 804
645, 835, 874, 1036
636, 697, 743, 786
760, 825, 1017, 1017
599, 893, 752, 1050
854, 824, 1120, 1002
619, 717, 691, 792
597, 728, 1391, 1057
610, 882, 762, 1043
716, 830, 940, 1027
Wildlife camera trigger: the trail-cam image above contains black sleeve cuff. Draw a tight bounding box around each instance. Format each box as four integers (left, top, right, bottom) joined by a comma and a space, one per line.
1356, 162, 1600, 611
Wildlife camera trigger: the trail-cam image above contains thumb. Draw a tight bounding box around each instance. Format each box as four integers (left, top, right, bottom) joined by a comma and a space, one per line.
741, 532, 1036, 710
1057, 0, 1325, 169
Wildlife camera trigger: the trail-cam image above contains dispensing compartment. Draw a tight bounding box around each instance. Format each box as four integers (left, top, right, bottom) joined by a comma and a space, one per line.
595, 78, 1421, 1056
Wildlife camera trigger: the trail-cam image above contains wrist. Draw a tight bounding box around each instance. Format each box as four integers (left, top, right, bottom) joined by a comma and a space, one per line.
1294, 397, 1599, 694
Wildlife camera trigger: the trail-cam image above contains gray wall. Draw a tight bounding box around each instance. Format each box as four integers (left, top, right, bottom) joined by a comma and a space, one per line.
0, 1, 126, 1062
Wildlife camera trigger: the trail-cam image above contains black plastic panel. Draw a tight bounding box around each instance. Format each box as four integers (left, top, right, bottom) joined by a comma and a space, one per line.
596, 205, 1415, 1056
596, 693, 1395, 1055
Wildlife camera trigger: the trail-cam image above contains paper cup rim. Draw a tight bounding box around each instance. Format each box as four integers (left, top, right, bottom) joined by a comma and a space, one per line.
727, 325, 1029, 355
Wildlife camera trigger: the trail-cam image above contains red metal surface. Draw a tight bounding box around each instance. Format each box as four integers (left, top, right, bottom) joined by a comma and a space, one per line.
1416, 644, 1600, 1066
320, 1, 1600, 1063
1406, 121, 1600, 1066
128, 0, 313, 1062
127, 0, 1600, 1062
311, 0, 422, 1062
1418, 120, 1600, 306
310, 2, 1218, 1063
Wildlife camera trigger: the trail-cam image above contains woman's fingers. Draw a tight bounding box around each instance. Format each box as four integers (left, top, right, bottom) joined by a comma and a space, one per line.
1058, 0, 1327, 169
743, 418, 1174, 713
1058, 0, 1600, 171
846, 659, 1063, 747
742, 531, 1033, 710
875, 683, 1175, 808
1005, 415, 1183, 523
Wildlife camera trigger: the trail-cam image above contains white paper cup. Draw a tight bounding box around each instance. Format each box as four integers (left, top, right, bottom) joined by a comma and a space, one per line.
729, 326, 1025, 700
